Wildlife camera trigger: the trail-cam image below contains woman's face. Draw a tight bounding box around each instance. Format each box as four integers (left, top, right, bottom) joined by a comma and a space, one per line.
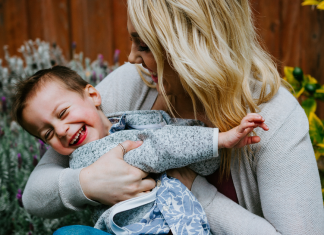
127, 16, 185, 96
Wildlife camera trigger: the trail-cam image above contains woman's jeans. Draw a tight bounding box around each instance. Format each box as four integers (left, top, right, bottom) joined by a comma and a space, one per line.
53, 225, 112, 235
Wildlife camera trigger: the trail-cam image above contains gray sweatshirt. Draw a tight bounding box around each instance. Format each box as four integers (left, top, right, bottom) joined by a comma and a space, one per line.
22, 63, 324, 234
69, 110, 219, 233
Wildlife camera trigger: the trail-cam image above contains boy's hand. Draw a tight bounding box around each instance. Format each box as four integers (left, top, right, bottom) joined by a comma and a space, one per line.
218, 113, 269, 149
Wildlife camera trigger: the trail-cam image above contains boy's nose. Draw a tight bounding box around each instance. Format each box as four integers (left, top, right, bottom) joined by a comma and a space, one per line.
55, 124, 69, 139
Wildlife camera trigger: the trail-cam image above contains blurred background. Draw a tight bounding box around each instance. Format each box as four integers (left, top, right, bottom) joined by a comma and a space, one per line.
1, 0, 324, 114
0, 0, 323, 234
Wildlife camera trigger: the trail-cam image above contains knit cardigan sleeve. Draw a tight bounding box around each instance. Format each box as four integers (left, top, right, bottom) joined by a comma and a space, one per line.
22, 63, 156, 218
191, 100, 324, 234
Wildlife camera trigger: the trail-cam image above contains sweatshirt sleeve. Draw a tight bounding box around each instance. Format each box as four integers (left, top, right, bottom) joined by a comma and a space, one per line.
123, 125, 220, 175
191, 105, 324, 234
22, 148, 99, 218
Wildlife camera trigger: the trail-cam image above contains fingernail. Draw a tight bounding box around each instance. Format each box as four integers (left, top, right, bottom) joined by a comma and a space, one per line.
136, 141, 143, 144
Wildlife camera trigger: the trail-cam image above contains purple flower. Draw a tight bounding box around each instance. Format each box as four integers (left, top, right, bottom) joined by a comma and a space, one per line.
29, 145, 34, 152
72, 42, 77, 49
91, 71, 97, 82
38, 139, 47, 158
0, 127, 4, 137
33, 155, 38, 167
1, 96, 7, 112
29, 223, 34, 231
16, 189, 23, 207
98, 54, 104, 67
17, 153, 22, 170
113, 49, 120, 65
99, 74, 103, 81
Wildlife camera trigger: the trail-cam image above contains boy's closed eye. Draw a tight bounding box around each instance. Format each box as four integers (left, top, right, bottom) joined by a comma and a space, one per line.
59, 108, 68, 118
43, 107, 69, 142
44, 129, 53, 142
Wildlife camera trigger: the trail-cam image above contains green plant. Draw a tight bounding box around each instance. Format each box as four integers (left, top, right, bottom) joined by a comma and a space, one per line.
0, 113, 93, 234
302, 0, 324, 10
284, 66, 324, 202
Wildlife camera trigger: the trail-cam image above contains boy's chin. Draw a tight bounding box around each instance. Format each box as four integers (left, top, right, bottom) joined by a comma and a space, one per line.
56, 148, 74, 156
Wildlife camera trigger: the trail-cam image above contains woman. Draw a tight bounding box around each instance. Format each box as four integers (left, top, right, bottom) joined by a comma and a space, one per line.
25, 0, 323, 234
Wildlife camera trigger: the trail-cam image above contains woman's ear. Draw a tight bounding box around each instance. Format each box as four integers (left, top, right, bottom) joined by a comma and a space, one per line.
85, 84, 102, 107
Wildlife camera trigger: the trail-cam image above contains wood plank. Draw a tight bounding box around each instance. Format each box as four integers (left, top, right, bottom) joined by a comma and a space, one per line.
0, 0, 5, 62
112, 0, 129, 65
2, 0, 29, 58
26, 0, 44, 40
69, 0, 87, 60
280, 0, 302, 72
70, 0, 114, 64
39, 0, 70, 59
250, 0, 281, 68
299, 4, 324, 118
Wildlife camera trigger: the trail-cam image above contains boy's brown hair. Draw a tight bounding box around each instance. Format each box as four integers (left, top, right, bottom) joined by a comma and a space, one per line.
12, 66, 89, 128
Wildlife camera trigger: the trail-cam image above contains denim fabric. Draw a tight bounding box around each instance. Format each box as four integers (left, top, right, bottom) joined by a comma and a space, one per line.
54, 225, 112, 235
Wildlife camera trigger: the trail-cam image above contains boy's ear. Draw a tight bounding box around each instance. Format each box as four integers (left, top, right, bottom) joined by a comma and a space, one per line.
85, 84, 101, 107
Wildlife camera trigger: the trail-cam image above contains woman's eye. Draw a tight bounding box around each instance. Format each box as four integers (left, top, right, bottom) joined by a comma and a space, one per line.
138, 45, 150, 52
59, 109, 67, 118
130, 37, 150, 52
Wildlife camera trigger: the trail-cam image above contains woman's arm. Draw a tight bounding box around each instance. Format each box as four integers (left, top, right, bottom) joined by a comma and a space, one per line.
22, 142, 155, 218
189, 106, 324, 234
22, 148, 89, 218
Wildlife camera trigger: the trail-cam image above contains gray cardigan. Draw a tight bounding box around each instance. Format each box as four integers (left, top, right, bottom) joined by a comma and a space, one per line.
22, 63, 324, 234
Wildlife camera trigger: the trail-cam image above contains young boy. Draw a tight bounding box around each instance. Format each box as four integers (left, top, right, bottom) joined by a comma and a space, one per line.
12, 66, 268, 235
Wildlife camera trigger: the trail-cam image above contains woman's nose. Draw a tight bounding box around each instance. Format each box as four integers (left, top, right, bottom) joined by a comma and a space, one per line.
128, 43, 143, 64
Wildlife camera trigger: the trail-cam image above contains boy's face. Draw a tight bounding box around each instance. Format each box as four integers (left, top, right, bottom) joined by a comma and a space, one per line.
22, 80, 112, 155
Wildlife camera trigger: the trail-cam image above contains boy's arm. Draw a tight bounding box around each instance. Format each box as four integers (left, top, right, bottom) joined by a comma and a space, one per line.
123, 125, 218, 175
124, 113, 267, 176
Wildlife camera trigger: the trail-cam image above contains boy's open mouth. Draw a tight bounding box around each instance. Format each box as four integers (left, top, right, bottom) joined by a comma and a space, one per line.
69, 126, 86, 146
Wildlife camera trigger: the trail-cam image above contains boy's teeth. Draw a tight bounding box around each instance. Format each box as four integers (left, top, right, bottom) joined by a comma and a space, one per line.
70, 127, 83, 145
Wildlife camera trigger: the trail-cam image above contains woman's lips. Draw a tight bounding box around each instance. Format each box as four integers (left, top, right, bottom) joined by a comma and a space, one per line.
143, 66, 158, 84
151, 74, 158, 83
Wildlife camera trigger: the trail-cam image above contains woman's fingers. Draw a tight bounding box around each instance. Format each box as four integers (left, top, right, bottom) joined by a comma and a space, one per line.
136, 177, 156, 194
79, 140, 149, 205
117, 140, 143, 156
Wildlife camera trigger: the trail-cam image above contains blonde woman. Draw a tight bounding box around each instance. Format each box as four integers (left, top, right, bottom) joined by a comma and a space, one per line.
24, 1, 323, 234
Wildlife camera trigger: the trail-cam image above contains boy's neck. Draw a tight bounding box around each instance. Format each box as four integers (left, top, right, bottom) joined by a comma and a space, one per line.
99, 110, 113, 136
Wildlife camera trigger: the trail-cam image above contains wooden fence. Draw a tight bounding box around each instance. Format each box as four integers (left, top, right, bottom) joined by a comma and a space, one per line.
1, 0, 324, 116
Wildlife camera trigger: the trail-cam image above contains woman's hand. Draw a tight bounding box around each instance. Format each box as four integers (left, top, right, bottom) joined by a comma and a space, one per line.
79, 140, 156, 206
167, 167, 198, 190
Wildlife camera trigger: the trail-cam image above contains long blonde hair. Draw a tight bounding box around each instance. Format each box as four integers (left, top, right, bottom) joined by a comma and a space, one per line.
128, 0, 281, 177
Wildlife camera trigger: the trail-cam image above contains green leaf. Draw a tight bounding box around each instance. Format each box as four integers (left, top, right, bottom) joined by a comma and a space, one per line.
284, 66, 302, 93
302, 98, 317, 117
315, 151, 322, 160
309, 113, 324, 144
305, 75, 318, 83
302, 0, 321, 5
